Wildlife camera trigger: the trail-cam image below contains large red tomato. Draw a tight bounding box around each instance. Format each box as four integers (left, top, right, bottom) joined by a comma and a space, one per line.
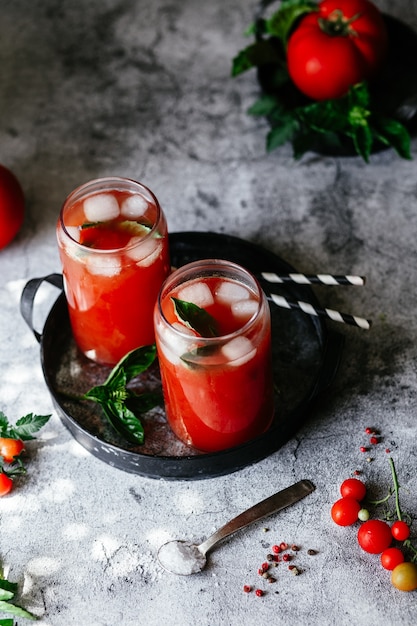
0, 164, 25, 250
287, 0, 388, 101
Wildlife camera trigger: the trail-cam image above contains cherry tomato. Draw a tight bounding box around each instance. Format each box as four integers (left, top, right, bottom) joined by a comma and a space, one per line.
391, 562, 417, 592
391, 520, 410, 542
357, 519, 392, 554
331, 497, 361, 526
381, 547, 405, 571
0, 472, 13, 496
287, 0, 388, 101
340, 477, 366, 501
0, 437, 25, 463
0, 164, 25, 250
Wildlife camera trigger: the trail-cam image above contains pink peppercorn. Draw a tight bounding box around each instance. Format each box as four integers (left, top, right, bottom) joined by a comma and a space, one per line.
370, 436, 378, 445
255, 589, 264, 597
243, 585, 252, 593
272, 545, 281, 554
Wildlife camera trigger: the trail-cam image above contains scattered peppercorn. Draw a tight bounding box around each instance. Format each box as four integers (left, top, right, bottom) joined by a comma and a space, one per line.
291, 545, 299, 552
282, 553, 291, 562
243, 585, 252, 593
369, 436, 379, 445
360, 446, 368, 453
255, 589, 264, 597
279, 542, 288, 550
267, 576, 276, 583
272, 545, 281, 554
307, 549, 317, 556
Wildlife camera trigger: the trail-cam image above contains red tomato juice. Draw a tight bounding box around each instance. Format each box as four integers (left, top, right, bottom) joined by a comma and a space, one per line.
155, 273, 274, 452
57, 181, 170, 365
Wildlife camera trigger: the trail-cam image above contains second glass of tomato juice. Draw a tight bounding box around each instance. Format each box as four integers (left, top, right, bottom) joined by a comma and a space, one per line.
154, 259, 274, 453
56, 177, 170, 365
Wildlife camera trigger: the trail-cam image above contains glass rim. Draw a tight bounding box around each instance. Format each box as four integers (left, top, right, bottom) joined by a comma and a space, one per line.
156, 258, 266, 343
59, 176, 163, 254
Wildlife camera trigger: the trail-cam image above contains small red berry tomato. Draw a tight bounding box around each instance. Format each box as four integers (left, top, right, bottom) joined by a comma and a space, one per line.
0, 164, 25, 250
0, 437, 25, 463
340, 478, 366, 501
357, 519, 392, 554
391, 520, 410, 542
331, 497, 361, 526
391, 562, 417, 592
0, 472, 13, 496
381, 547, 405, 571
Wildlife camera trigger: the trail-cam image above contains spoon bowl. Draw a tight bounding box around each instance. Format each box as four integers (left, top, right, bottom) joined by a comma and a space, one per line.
157, 479, 315, 575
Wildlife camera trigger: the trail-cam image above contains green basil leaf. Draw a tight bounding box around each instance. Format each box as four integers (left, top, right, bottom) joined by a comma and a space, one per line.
125, 391, 163, 415
104, 345, 157, 387
0, 600, 37, 620
171, 298, 219, 337
0, 590, 14, 602
0, 581, 17, 596
248, 94, 282, 117
101, 402, 145, 445
0, 618, 15, 625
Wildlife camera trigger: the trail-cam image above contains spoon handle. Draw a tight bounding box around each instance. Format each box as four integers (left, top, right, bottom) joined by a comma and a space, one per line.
198, 479, 315, 556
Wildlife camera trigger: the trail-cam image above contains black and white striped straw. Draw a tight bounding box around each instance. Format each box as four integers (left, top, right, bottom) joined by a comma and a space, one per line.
268, 293, 371, 330
261, 272, 365, 286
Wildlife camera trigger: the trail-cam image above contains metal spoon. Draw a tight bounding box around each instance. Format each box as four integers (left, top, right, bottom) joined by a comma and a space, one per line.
157, 479, 315, 575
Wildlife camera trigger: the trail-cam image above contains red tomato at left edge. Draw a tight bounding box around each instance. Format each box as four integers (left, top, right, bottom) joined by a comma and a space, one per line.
0, 164, 25, 250
287, 0, 388, 101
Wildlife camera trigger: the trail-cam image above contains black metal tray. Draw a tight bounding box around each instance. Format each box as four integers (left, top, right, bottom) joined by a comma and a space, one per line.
20, 232, 344, 480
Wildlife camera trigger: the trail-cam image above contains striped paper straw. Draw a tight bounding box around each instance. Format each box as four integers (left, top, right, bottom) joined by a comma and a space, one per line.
261, 272, 365, 286
268, 293, 371, 330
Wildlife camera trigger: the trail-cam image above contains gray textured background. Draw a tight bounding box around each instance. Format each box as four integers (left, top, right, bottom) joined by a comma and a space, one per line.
1, 1, 416, 624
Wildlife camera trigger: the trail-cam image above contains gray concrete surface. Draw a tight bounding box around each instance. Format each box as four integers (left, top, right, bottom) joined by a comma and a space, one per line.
0, 0, 416, 624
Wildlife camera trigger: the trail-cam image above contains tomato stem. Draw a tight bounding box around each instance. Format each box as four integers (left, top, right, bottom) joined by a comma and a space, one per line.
388, 457, 403, 521
318, 10, 361, 38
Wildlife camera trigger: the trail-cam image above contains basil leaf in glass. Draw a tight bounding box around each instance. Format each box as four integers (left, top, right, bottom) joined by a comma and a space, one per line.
171, 298, 219, 337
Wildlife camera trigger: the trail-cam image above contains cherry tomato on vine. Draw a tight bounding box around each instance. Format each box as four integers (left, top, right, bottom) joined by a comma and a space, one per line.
357, 519, 392, 554
286, 0, 388, 101
0, 472, 13, 496
0, 164, 25, 250
381, 547, 405, 571
340, 477, 366, 501
0, 437, 25, 463
391, 520, 410, 542
391, 562, 417, 592
331, 497, 361, 526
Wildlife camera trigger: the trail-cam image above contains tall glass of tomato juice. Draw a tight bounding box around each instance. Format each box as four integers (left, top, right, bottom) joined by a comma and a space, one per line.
154, 259, 274, 453
57, 177, 170, 365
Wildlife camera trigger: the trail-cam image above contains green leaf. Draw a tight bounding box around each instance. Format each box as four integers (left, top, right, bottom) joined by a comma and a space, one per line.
0, 581, 17, 597
12, 414, 51, 441
84, 345, 159, 445
0, 591, 14, 603
104, 345, 157, 388
0, 618, 15, 625
349, 122, 373, 162
373, 115, 412, 160
0, 600, 37, 620
231, 40, 282, 76
125, 391, 163, 415
101, 401, 145, 445
266, 114, 299, 151
171, 298, 219, 337
248, 94, 281, 117
266, 0, 317, 43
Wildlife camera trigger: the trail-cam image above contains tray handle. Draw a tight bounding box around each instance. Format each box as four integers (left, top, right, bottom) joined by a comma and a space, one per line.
20, 273, 64, 343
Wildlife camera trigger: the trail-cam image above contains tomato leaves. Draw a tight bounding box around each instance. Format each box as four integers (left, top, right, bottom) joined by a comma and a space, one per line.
0, 412, 51, 441
84, 345, 162, 445
232, 0, 412, 161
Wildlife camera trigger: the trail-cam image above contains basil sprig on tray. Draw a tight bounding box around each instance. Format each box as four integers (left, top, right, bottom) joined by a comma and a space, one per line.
232, 0, 412, 161
84, 345, 162, 445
